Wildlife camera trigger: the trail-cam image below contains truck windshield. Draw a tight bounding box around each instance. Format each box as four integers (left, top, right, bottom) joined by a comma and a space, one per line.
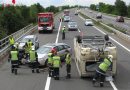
39, 17, 50, 22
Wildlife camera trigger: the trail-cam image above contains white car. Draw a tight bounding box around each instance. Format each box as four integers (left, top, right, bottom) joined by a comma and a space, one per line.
85, 19, 93, 26
64, 16, 70, 22
37, 43, 72, 66
18, 35, 39, 51
68, 21, 78, 30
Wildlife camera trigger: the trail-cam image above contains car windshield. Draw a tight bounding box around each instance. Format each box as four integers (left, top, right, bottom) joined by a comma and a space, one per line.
20, 37, 34, 43
39, 17, 50, 22
37, 46, 51, 54
69, 22, 77, 25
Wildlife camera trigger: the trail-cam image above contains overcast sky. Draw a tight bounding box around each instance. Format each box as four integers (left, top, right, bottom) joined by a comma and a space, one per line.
0, 0, 130, 7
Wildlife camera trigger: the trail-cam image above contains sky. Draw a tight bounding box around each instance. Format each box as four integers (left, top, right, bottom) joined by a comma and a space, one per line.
0, 0, 130, 7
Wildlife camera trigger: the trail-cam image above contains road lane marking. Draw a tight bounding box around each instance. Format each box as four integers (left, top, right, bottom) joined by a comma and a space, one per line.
79, 14, 119, 90
44, 21, 62, 90
55, 21, 62, 44
110, 81, 118, 90
93, 26, 130, 52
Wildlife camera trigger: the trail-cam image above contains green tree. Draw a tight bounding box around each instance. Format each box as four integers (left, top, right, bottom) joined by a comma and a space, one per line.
127, 4, 130, 18
115, 0, 127, 16
90, 4, 96, 10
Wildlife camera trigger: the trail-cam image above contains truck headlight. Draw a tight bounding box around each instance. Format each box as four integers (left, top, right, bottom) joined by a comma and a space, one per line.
47, 26, 52, 30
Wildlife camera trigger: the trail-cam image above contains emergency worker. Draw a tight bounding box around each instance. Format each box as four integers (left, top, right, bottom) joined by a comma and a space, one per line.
47, 49, 55, 77
8, 46, 19, 75
9, 35, 15, 49
93, 55, 113, 87
61, 26, 66, 40
65, 50, 71, 79
24, 39, 34, 60
29, 48, 39, 73
53, 51, 61, 80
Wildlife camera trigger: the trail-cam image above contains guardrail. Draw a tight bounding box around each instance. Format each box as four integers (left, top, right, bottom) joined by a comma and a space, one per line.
80, 11, 130, 43
0, 24, 37, 60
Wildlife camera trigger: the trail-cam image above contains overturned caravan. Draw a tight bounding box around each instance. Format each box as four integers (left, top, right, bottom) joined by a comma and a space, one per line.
74, 35, 117, 77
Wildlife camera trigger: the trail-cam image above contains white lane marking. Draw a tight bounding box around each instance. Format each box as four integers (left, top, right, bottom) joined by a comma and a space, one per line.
44, 75, 51, 90
79, 14, 119, 90
93, 26, 130, 52
110, 81, 118, 90
44, 21, 62, 90
55, 21, 62, 44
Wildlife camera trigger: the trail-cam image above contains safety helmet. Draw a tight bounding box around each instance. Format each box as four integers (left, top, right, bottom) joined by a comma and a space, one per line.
108, 55, 113, 62
51, 48, 56, 54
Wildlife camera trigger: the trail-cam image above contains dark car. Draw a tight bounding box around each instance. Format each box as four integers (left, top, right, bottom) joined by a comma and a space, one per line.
116, 16, 124, 22
96, 13, 102, 19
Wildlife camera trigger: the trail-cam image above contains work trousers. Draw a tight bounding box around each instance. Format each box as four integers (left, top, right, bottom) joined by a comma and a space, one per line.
48, 64, 53, 77
53, 67, 59, 80
66, 64, 71, 78
62, 32, 65, 40
93, 69, 105, 83
11, 61, 19, 68
30, 62, 39, 70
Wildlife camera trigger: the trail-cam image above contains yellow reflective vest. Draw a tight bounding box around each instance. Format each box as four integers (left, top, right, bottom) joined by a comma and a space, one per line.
29, 50, 36, 62
99, 58, 112, 72
48, 53, 53, 64
11, 51, 18, 61
53, 56, 61, 68
65, 53, 71, 64
9, 38, 15, 45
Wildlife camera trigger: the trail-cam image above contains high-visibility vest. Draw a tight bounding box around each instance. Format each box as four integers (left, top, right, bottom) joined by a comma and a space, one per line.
99, 58, 112, 72
29, 51, 36, 62
27, 41, 33, 48
65, 53, 71, 64
11, 51, 18, 61
62, 28, 66, 33
48, 53, 53, 64
9, 38, 15, 45
53, 56, 60, 68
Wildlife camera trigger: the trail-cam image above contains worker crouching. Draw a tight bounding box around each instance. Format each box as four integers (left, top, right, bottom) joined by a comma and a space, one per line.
93, 55, 113, 87
53, 51, 61, 80
29, 48, 40, 73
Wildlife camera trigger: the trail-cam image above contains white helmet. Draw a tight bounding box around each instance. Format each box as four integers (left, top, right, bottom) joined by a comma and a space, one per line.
108, 55, 113, 62
32, 48, 35, 51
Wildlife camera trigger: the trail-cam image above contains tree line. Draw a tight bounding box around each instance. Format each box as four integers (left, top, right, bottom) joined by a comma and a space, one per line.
90, 0, 130, 18
0, 3, 74, 39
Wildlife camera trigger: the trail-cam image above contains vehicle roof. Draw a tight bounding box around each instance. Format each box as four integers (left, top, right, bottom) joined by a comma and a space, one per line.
24, 35, 35, 39
42, 43, 69, 47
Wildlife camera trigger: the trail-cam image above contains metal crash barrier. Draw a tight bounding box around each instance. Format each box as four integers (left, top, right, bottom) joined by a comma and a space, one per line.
0, 24, 38, 61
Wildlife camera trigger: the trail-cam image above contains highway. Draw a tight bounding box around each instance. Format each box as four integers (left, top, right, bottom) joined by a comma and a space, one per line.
0, 9, 130, 90
81, 8, 130, 34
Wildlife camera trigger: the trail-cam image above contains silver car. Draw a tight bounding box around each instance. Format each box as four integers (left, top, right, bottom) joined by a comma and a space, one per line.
37, 43, 72, 66
64, 16, 70, 22
68, 21, 78, 31
18, 35, 39, 51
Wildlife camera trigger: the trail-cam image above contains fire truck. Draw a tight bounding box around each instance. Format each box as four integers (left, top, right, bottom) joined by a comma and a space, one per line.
38, 12, 54, 33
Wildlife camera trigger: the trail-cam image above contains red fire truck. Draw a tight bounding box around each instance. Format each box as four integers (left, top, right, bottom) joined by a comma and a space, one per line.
38, 12, 54, 33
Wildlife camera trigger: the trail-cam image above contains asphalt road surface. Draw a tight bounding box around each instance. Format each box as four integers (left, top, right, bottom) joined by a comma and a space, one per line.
81, 8, 130, 33
0, 9, 130, 90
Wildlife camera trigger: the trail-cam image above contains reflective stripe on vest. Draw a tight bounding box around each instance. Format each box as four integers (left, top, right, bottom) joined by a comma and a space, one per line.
9, 38, 14, 45
11, 51, 18, 61
53, 56, 60, 68
99, 58, 111, 72
48, 53, 53, 64
27, 42, 32, 48
65, 53, 71, 64
29, 51, 36, 62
